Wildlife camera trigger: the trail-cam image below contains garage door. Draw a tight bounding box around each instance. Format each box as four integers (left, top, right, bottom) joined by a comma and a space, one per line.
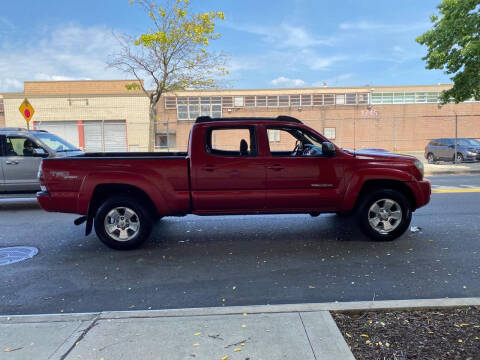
84, 120, 127, 152
35, 121, 79, 148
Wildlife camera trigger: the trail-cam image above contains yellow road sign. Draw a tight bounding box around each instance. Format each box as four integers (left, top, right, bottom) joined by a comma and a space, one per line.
19, 98, 35, 123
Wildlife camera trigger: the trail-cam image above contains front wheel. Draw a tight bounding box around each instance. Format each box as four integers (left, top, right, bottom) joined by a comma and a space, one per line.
94, 196, 153, 250
426, 153, 435, 164
454, 153, 464, 163
357, 189, 412, 241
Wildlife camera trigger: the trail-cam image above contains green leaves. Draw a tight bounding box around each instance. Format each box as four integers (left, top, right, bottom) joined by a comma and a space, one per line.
416, 0, 480, 103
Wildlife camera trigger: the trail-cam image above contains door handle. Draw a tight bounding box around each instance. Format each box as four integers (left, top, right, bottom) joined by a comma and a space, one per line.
202, 165, 216, 172
267, 164, 284, 171
5, 160, 19, 165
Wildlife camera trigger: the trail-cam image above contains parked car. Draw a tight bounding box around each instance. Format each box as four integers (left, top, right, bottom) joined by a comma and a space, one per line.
0, 128, 83, 193
424, 138, 480, 163
37, 116, 431, 249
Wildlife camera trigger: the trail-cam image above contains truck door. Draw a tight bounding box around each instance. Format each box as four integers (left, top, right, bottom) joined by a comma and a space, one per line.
190, 125, 266, 212
2, 135, 45, 192
264, 126, 344, 211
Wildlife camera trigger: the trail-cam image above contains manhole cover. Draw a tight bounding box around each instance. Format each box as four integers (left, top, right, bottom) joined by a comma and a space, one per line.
0, 247, 38, 266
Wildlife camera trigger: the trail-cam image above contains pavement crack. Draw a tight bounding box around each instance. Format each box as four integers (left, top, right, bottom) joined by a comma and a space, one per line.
298, 313, 318, 360
58, 315, 100, 360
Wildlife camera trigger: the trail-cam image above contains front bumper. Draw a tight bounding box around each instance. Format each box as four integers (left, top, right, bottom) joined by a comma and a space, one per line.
406, 180, 431, 210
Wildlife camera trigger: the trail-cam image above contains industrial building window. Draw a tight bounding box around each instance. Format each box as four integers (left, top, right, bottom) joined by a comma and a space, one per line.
312, 94, 323, 106
324, 94, 335, 105
177, 96, 222, 120
222, 96, 233, 108
415, 93, 427, 103
346, 93, 357, 105
358, 93, 369, 104
155, 133, 176, 149
427, 92, 439, 103
234, 96, 244, 107
267, 96, 278, 107
268, 129, 281, 142
404, 93, 415, 103
245, 96, 255, 107
290, 95, 301, 107
371, 93, 382, 104
323, 127, 336, 140
165, 97, 177, 109
393, 93, 404, 104
301, 95, 312, 106
256, 96, 267, 107
278, 95, 289, 107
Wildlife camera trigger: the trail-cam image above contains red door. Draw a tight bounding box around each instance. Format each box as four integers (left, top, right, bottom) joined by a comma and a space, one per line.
265, 126, 344, 212
190, 124, 266, 213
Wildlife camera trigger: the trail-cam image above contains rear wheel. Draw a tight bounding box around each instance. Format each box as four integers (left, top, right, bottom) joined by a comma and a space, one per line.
426, 153, 435, 164
94, 195, 153, 250
357, 189, 412, 241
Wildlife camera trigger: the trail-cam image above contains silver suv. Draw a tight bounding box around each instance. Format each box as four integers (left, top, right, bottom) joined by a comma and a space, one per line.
0, 128, 83, 193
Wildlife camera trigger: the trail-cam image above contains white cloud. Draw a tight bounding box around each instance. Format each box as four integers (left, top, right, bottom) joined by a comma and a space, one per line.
0, 24, 127, 92
339, 21, 429, 33
309, 56, 346, 70
271, 76, 306, 87
228, 23, 332, 49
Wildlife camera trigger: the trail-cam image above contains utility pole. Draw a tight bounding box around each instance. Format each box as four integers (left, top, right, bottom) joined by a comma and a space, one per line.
454, 113, 458, 164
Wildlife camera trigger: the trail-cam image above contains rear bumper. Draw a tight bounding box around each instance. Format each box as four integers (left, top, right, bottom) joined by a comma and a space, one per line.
406, 180, 431, 210
37, 191, 79, 214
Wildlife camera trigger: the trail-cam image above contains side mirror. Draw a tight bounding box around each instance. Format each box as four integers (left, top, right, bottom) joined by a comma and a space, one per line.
33, 148, 49, 157
322, 142, 336, 156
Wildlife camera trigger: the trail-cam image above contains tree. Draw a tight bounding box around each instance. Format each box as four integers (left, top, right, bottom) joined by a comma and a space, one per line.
416, 0, 480, 103
110, 0, 227, 151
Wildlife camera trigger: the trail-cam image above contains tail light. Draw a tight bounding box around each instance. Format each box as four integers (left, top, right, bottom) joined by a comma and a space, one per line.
38, 162, 47, 192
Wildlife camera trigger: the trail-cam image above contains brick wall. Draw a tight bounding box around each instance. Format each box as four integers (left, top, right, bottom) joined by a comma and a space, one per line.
0, 96, 4, 127
157, 100, 480, 152
24, 80, 144, 95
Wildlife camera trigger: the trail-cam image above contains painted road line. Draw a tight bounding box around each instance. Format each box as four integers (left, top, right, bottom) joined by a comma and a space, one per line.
432, 188, 480, 194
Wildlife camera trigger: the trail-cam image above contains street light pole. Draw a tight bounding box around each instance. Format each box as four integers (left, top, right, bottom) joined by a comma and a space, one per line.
454, 113, 458, 164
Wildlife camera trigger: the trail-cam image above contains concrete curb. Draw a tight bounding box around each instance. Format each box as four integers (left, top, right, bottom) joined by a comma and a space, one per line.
1, 297, 479, 323
426, 169, 480, 176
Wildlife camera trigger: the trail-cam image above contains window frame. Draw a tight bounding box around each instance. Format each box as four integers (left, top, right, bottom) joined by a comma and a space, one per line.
205, 125, 258, 158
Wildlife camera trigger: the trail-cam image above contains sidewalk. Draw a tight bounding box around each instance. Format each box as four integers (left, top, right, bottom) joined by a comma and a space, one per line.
402, 151, 480, 176
2, 298, 480, 360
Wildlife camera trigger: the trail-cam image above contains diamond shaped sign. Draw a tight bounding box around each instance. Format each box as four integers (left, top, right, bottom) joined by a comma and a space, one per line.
19, 98, 35, 123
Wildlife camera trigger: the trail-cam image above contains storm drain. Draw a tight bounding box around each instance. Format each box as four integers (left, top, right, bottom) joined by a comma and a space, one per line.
0, 247, 38, 266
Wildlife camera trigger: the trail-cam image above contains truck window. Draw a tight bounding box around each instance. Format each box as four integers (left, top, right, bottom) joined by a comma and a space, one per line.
206, 127, 257, 157
267, 126, 324, 157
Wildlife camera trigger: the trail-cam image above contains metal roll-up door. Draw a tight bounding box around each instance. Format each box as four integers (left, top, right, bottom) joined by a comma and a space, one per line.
104, 121, 127, 152
84, 121, 103, 152
35, 121, 79, 148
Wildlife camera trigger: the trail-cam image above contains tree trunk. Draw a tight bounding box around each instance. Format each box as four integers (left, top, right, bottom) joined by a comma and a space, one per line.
148, 102, 157, 152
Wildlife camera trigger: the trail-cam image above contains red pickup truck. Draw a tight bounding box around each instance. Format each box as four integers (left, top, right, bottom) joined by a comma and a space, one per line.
37, 116, 431, 250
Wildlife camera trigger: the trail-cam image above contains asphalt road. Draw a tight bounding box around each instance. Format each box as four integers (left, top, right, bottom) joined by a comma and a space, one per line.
1, 175, 479, 315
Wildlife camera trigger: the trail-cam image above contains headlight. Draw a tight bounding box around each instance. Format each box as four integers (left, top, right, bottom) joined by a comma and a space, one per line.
414, 160, 424, 178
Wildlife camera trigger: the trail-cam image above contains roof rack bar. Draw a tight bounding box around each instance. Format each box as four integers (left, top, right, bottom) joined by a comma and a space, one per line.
195, 116, 303, 124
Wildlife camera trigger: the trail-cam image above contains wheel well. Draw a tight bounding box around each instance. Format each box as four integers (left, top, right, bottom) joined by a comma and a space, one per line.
88, 184, 158, 220
354, 180, 416, 211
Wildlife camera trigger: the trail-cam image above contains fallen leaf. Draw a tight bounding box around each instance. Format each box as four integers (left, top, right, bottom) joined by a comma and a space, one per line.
241, 343, 245, 346
221, 357, 228, 360
458, 339, 463, 343
221, 298, 226, 302
234, 348, 241, 352
428, 331, 434, 334
459, 323, 469, 327
243, 313, 248, 317
380, 322, 385, 326
308, 285, 315, 289
386, 343, 390, 348
193, 343, 200, 347
345, 333, 352, 338
360, 334, 369, 338
365, 340, 371, 345
194, 332, 201, 336
232, 286, 236, 290
241, 324, 246, 328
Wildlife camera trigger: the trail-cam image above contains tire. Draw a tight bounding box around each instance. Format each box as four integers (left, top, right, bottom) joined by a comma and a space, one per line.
94, 195, 153, 250
426, 153, 435, 164
357, 189, 412, 241
454, 153, 464, 163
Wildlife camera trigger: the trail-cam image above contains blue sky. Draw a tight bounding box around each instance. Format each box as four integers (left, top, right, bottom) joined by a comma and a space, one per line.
0, 0, 450, 92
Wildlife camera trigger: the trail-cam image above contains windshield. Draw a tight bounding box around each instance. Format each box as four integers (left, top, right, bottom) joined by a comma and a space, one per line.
34, 132, 80, 152
457, 138, 480, 146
